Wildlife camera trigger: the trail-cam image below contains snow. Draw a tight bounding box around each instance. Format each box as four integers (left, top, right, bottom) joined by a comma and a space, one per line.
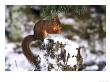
5, 34, 106, 71
84, 65, 99, 71
5, 35, 79, 71
60, 18, 75, 25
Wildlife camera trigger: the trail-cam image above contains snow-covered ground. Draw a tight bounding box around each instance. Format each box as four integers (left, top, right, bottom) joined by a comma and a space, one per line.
5, 35, 106, 71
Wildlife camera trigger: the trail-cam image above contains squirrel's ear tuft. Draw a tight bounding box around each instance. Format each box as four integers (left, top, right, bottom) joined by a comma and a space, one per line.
53, 16, 59, 22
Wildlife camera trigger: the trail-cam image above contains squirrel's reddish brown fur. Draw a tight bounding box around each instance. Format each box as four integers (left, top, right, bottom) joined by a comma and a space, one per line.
22, 16, 62, 65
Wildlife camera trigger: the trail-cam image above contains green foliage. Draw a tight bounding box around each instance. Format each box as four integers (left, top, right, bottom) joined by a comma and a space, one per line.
40, 5, 88, 18
6, 6, 23, 42
62, 24, 72, 31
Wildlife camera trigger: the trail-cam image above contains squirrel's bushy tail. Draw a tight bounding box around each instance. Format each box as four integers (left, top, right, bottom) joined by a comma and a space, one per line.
22, 35, 37, 65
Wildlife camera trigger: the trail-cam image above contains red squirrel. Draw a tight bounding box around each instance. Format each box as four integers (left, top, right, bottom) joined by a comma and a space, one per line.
22, 16, 62, 66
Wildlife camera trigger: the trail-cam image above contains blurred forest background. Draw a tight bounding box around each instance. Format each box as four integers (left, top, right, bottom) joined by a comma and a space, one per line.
5, 5, 106, 71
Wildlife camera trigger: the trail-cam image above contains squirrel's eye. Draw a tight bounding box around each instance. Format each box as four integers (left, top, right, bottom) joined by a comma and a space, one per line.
56, 24, 59, 26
